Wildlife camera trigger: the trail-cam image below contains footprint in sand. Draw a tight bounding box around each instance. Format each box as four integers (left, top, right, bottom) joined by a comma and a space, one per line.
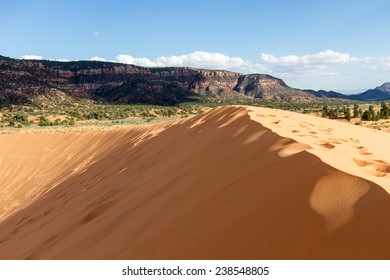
320, 142, 335, 149
82, 202, 113, 224
328, 137, 347, 143
372, 160, 390, 173
353, 158, 390, 177
353, 158, 372, 167
303, 122, 314, 127
355, 146, 372, 155
319, 127, 333, 133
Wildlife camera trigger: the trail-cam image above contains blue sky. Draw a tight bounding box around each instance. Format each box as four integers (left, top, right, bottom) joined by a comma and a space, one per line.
1, 0, 390, 92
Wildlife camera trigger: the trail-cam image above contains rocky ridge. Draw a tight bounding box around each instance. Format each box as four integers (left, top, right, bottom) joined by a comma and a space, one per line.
0, 55, 317, 105
349, 82, 390, 101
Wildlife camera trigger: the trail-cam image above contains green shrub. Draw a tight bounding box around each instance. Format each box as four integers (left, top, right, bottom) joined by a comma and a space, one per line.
38, 116, 51, 126
14, 113, 28, 122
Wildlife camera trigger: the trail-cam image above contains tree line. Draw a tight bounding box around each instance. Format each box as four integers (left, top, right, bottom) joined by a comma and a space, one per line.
322, 102, 390, 122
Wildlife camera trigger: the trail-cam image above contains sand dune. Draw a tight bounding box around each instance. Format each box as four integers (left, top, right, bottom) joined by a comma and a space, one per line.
0, 106, 389, 259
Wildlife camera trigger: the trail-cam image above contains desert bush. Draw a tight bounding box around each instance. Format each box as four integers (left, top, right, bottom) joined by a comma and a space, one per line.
38, 116, 51, 126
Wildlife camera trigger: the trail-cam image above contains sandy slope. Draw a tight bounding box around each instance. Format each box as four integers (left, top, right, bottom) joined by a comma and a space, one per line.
0, 106, 389, 259
246, 106, 390, 193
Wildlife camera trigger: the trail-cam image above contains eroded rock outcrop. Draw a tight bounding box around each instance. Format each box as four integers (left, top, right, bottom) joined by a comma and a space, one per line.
0, 55, 315, 105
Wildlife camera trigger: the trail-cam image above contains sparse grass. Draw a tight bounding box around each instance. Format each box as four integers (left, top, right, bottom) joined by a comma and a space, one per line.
0, 115, 184, 135
0, 102, 205, 134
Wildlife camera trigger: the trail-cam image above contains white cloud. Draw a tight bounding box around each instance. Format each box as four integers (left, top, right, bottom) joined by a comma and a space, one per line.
358, 56, 390, 70
116, 54, 161, 67
21, 55, 43, 60
89, 56, 109, 62
55, 58, 71, 62
261, 50, 359, 66
360, 56, 374, 64
379, 56, 390, 69
258, 50, 374, 86
113, 50, 368, 76
257, 50, 390, 90
115, 51, 266, 73
156, 51, 247, 69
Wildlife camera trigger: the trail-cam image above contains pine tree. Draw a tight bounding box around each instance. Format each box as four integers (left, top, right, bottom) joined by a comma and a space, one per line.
345, 109, 351, 121
322, 105, 329, 118
353, 104, 360, 118
380, 102, 389, 119
368, 105, 375, 121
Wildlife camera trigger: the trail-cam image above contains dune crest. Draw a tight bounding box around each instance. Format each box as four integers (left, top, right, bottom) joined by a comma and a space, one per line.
0, 106, 389, 259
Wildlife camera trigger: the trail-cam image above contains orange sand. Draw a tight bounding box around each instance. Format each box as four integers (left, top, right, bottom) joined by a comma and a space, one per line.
0, 106, 389, 259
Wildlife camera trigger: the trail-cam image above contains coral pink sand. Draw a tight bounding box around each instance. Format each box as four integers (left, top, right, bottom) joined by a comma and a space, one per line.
0, 106, 389, 259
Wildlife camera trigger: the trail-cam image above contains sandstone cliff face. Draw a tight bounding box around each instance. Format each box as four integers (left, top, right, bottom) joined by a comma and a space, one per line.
0, 55, 315, 105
